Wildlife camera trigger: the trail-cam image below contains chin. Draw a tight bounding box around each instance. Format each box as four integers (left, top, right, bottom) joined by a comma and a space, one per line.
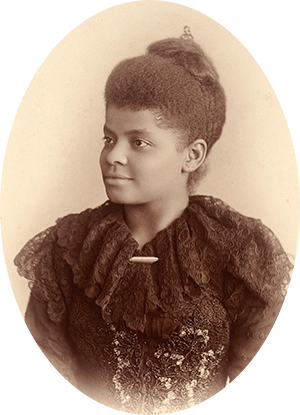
105, 189, 132, 205
105, 192, 124, 205
106, 191, 149, 206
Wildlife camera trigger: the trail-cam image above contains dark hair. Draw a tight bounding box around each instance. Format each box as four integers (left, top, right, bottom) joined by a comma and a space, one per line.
105, 36, 226, 191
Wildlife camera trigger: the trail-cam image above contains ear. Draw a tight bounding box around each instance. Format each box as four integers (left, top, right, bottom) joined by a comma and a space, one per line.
182, 139, 207, 173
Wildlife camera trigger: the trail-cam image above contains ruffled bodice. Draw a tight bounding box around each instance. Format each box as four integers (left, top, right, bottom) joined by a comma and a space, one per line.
14, 196, 292, 414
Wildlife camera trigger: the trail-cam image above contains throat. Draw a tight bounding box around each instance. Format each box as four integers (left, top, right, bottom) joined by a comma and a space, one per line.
131, 231, 157, 251
124, 196, 189, 249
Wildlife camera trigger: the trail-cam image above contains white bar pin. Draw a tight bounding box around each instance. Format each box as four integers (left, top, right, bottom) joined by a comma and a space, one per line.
129, 256, 159, 264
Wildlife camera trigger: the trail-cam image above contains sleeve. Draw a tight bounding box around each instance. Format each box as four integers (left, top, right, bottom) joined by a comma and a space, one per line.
14, 225, 81, 385
224, 218, 293, 381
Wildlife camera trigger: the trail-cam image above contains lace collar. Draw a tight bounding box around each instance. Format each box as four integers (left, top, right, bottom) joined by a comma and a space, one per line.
54, 196, 291, 333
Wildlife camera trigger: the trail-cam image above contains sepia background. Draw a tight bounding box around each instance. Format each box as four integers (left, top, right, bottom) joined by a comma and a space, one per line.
1, 1, 299, 415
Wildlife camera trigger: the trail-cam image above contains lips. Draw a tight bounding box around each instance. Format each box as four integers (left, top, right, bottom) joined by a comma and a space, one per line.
105, 174, 132, 179
104, 173, 133, 183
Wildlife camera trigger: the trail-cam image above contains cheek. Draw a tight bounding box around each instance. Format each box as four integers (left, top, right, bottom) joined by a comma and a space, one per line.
99, 149, 106, 169
154, 153, 183, 173
138, 157, 179, 184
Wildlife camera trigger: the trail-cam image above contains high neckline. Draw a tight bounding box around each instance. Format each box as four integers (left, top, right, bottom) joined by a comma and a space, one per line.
120, 200, 191, 254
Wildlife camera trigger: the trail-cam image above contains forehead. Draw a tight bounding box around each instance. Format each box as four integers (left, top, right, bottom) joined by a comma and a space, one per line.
105, 106, 161, 132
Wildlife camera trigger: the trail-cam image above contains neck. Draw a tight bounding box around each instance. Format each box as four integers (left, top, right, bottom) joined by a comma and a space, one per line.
124, 193, 189, 249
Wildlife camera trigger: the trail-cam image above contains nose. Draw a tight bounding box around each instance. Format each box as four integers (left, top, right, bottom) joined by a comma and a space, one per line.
104, 142, 128, 166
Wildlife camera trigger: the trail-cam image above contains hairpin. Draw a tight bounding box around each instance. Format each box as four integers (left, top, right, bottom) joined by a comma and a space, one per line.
180, 26, 194, 41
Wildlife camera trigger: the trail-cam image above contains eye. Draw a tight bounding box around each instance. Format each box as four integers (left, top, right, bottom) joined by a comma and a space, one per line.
132, 139, 150, 148
103, 136, 114, 146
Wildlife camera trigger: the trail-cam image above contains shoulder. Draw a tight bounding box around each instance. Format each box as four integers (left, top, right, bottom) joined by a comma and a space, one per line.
188, 195, 267, 255
14, 200, 121, 273
189, 195, 259, 228
189, 194, 290, 260
189, 195, 278, 248
188, 195, 292, 306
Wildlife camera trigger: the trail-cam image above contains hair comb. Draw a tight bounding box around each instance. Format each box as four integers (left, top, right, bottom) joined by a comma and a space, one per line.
180, 26, 194, 41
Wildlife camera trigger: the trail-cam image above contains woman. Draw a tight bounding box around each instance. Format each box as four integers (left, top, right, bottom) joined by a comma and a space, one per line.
14, 29, 292, 414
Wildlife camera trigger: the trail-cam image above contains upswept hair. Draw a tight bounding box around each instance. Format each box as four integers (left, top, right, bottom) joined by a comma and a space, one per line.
105, 36, 226, 190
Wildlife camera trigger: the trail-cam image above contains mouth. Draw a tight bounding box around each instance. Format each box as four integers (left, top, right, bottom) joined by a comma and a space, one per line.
104, 174, 133, 183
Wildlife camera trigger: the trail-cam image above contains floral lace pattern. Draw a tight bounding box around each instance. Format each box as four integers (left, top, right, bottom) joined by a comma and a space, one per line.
14, 196, 292, 414
66, 289, 229, 414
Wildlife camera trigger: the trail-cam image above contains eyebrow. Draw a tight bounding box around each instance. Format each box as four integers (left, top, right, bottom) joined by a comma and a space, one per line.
103, 125, 152, 139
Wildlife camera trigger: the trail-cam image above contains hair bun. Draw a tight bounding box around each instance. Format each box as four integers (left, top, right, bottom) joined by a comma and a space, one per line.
147, 36, 219, 82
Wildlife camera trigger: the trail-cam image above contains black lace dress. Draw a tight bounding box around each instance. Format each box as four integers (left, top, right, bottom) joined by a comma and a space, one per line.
14, 196, 292, 414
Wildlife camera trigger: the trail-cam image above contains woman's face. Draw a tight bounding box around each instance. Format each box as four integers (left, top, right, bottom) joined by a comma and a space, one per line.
100, 106, 189, 206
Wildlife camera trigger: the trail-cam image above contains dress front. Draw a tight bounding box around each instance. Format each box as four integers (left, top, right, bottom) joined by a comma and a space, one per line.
14, 196, 292, 414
